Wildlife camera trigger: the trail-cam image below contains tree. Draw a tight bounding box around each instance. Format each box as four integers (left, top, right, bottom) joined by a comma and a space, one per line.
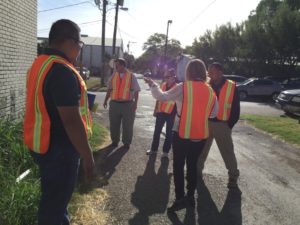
136, 33, 182, 76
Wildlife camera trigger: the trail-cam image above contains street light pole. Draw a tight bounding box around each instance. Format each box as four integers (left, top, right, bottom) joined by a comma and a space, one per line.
164, 19, 172, 63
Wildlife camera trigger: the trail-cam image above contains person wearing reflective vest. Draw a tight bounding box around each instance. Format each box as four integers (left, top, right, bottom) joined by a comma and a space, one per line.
103, 58, 141, 149
198, 62, 240, 189
146, 69, 177, 158
144, 59, 218, 212
23, 19, 94, 225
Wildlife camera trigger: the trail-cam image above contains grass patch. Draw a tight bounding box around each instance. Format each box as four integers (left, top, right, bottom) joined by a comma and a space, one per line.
0, 117, 109, 225
86, 78, 107, 92
69, 119, 110, 225
241, 114, 300, 148
0, 119, 40, 225
89, 120, 108, 150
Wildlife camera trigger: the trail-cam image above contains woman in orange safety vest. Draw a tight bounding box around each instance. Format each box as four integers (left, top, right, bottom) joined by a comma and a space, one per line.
146, 68, 177, 158
144, 59, 218, 212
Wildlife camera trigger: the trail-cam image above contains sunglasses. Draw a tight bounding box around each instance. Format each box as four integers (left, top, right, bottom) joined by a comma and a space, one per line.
69, 37, 84, 48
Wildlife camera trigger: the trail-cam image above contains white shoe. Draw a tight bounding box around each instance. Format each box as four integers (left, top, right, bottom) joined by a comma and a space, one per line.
146, 150, 157, 155
161, 152, 169, 158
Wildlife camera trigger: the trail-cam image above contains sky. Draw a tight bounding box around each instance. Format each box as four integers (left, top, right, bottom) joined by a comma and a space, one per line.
38, 0, 261, 58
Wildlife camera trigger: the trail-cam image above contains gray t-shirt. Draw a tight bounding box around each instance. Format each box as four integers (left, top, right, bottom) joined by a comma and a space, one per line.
107, 70, 141, 101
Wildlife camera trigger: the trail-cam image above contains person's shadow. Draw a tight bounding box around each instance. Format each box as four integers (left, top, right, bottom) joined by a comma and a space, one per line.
85, 144, 130, 189
129, 155, 171, 225
197, 178, 242, 225
167, 208, 196, 225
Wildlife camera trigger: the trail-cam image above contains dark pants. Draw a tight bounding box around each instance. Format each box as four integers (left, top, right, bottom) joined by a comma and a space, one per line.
172, 132, 206, 200
31, 151, 80, 225
151, 112, 175, 153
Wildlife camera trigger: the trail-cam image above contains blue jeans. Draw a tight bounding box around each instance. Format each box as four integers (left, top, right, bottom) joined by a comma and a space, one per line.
151, 112, 175, 153
31, 149, 80, 225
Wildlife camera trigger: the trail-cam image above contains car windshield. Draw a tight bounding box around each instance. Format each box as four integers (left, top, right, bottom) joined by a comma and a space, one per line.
240, 78, 253, 85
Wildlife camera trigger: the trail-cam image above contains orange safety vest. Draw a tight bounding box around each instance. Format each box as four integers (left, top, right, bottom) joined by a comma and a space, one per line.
23, 55, 93, 154
157, 82, 176, 114
216, 79, 236, 121
179, 81, 216, 139
110, 71, 132, 100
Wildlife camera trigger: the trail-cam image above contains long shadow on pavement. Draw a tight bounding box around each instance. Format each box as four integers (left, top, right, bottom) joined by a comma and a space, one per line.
129, 155, 171, 225
167, 208, 196, 225
92, 144, 130, 187
197, 178, 242, 225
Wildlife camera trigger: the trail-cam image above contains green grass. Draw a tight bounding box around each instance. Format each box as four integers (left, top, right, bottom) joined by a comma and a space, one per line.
86, 78, 107, 92
0, 118, 108, 225
241, 114, 300, 148
89, 120, 108, 150
0, 119, 40, 225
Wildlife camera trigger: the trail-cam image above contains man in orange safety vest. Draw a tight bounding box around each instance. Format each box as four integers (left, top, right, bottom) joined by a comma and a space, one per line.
23, 19, 94, 225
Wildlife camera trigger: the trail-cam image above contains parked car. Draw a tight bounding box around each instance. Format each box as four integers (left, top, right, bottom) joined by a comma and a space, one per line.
75, 66, 90, 80
281, 77, 300, 90
276, 89, 300, 116
224, 75, 248, 84
237, 78, 282, 101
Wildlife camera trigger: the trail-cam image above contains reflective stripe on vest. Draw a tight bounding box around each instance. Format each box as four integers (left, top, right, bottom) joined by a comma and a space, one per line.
179, 81, 215, 139
23, 55, 92, 154
157, 82, 176, 114
111, 71, 132, 100
217, 80, 235, 121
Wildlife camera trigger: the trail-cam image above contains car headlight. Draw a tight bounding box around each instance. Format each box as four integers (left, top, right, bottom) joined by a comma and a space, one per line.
291, 96, 300, 103
278, 93, 292, 101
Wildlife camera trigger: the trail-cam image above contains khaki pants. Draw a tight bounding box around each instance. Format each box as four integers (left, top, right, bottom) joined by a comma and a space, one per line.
109, 101, 135, 145
198, 121, 239, 178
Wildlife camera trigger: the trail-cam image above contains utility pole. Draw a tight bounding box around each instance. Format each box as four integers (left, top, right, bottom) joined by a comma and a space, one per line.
101, 0, 107, 86
112, 0, 120, 57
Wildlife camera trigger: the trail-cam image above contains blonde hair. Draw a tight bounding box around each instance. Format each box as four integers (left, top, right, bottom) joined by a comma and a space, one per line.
185, 59, 207, 81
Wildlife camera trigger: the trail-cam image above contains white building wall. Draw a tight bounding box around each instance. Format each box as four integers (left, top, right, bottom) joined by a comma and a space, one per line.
0, 0, 37, 119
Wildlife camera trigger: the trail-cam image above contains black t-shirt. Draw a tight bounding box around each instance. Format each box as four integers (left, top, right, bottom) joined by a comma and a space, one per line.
42, 49, 81, 158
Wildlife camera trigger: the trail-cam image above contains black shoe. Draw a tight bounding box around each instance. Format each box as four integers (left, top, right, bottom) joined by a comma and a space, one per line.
167, 198, 186, 212
123, 144, 130, 149
185, 196, 195, 208
109, 142, 118, 148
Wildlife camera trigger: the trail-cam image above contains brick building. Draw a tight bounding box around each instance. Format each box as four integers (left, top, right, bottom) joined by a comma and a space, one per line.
0, 0, 37, 119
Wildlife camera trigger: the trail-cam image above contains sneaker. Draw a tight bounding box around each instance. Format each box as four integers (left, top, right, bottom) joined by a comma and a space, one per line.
185, 196, 195, 209
167, 198, 187, 212
161, 152, 169, 158
227, 177, 238, 189
146, 150, 157, 155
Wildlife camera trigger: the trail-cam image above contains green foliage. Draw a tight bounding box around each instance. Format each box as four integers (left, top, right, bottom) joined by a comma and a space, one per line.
0, 119, 40, 225
188, 0, 300, 77
136, 33, 182, 73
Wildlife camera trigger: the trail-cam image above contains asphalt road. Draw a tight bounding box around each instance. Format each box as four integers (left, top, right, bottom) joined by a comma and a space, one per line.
91, 78, 300, 225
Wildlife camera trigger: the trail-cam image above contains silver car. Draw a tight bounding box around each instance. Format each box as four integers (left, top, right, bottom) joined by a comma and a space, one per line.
237, 78, 282, 101
276, 89, 300, 116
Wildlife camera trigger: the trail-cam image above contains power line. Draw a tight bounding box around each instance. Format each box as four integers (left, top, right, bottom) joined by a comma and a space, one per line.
175, 0, 217, 37
38, 0, 94, 13
38, 19, 103, 32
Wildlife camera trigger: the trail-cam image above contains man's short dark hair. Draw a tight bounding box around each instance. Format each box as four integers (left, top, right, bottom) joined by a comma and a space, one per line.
49, 19, 80, 46
168, 68, 176, 77
209, 62, 223, 72
115, 58, 127, 67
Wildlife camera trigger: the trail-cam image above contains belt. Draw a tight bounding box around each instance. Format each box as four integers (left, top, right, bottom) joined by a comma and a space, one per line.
111, 100, 133, 103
